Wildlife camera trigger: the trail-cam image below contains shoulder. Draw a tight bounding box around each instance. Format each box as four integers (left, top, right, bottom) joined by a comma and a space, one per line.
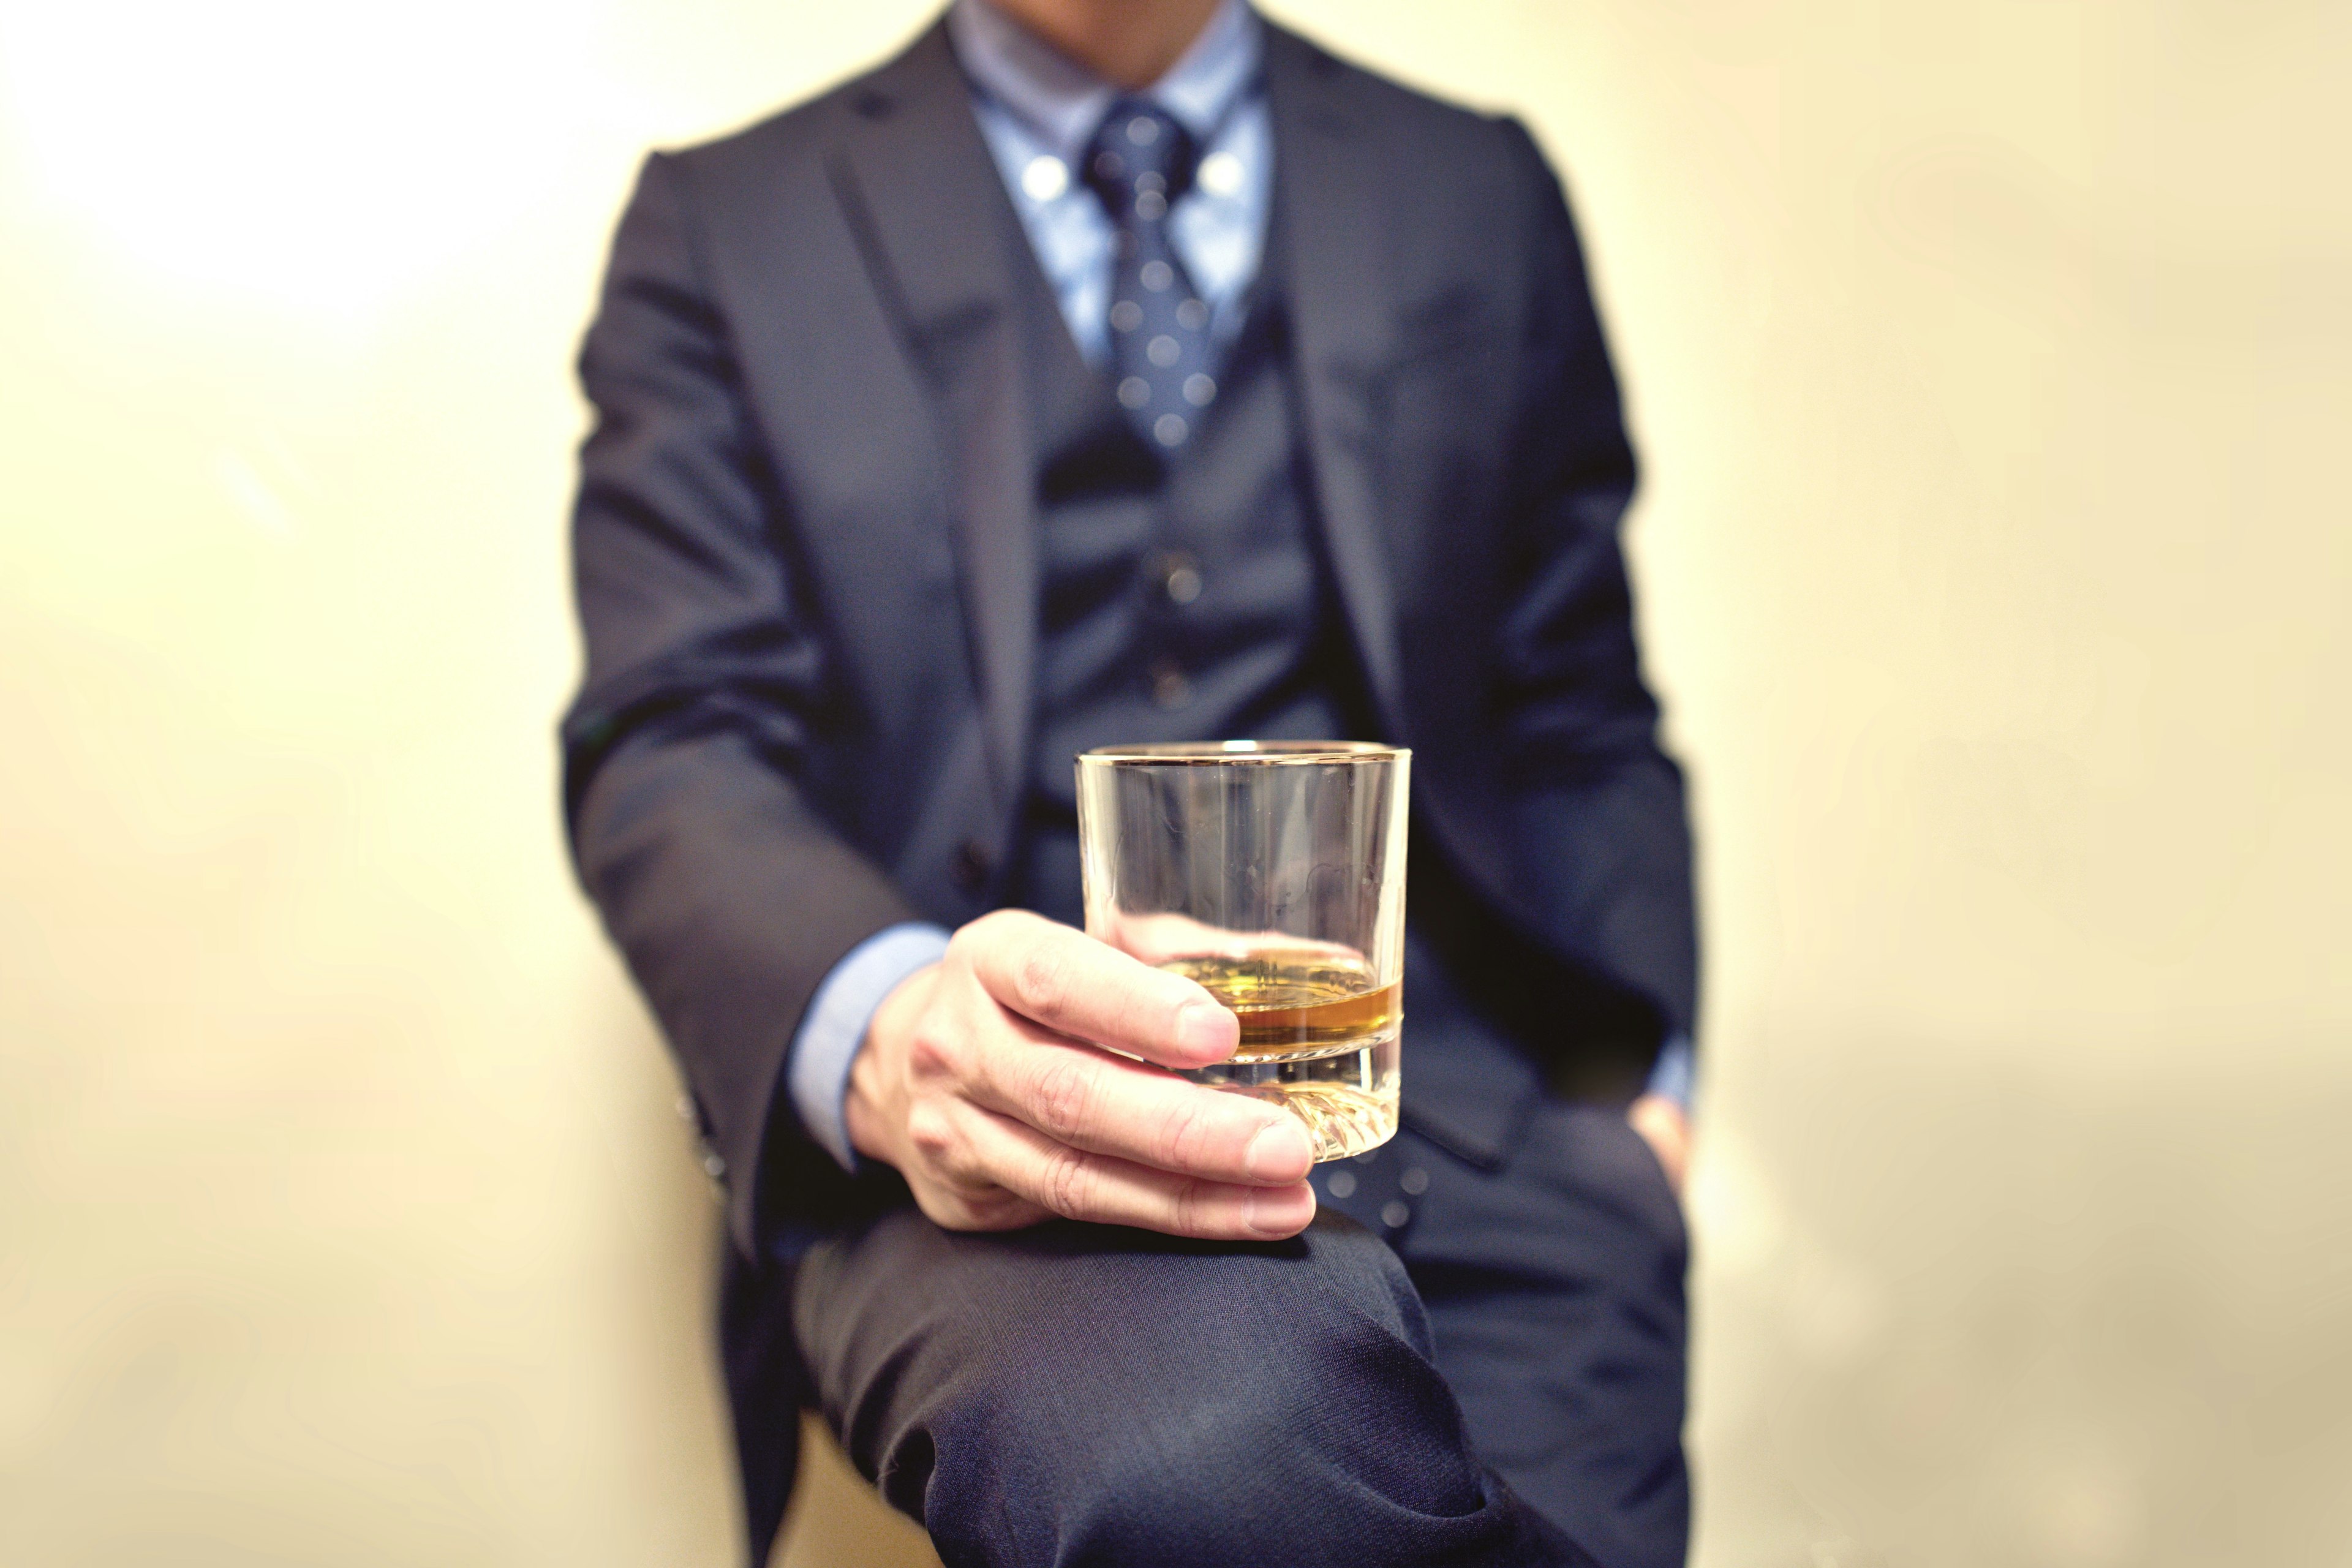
1262, 21, 1547, 193
646, 20, 951, 200
1262, 20, 1567, 314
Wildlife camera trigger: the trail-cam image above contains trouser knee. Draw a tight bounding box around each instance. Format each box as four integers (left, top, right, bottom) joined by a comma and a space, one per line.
906, 1217, 1494, 1566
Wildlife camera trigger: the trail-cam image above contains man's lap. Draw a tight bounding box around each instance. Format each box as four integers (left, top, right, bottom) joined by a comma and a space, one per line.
787, 1098, 1681, 1568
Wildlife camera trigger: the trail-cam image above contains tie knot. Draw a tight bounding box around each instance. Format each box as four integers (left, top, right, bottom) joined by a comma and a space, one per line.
1083, 99, 1197, 218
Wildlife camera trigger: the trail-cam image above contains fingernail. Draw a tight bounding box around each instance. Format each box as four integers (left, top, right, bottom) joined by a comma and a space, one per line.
1174, 998, 1237, 1062
1243, 1182, 1310, 1238
1245, 1118, 1312, 1184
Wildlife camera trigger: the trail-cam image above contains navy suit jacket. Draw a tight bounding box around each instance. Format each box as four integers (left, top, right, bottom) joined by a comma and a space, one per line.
563, 17, 1695, 1547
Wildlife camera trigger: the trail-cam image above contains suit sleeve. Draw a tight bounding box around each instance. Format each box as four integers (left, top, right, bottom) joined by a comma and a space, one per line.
1488, 118, 1701, 1055
562, 152, 919, 1256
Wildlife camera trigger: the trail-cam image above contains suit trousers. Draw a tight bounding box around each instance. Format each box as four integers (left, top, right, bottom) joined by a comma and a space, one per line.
788, 1099, 1688, 1568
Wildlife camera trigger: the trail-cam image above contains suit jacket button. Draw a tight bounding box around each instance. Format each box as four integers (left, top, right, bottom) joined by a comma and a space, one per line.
953, 839, 993, 894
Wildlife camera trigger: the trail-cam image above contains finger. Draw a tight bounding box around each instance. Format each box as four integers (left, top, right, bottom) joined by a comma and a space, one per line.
961, 1102, 1317, 1240
897, 1101, 1052, 1231
962, 911, 1237, 1069
968, 1025, 1316, 1186
908, 1175, 1050, 1234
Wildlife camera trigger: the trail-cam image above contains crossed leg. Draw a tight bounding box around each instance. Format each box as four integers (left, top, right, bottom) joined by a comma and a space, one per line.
792, 1209, 1597, 1568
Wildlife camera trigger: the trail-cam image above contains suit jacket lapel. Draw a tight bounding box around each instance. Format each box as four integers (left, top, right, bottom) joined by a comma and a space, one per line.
1265, 27, 1406, 739
830, 23, 1038, 818
827, 21, 1406, 797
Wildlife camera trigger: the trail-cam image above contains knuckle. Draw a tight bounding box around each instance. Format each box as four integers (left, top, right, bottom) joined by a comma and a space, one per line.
1015, 943, 1070, 1018
961, 908, 1028, 954
1154, 1093, 1218, 1167
944, 918, 994, 973
1169, 1177, 1215, 1235
1027, 1054, 1097, 1139
905, 1103, 956, 1164
905, 1020, 956, 1079
1039, 1144, 1097, 1218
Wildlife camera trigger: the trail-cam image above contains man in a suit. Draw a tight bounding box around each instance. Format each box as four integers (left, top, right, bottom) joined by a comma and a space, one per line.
564, 1, 1698, 1564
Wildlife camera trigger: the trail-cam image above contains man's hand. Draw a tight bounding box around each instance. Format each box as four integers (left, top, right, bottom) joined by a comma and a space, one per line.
844, 910, 1318, 1240
1627, 1093, 1691, 1195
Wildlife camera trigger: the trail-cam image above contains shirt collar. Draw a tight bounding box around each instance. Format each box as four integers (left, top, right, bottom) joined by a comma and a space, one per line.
948, 0, 1261, 163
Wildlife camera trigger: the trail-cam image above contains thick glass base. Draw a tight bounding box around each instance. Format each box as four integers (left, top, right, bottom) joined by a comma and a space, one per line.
1186, 1030, 1400, 1163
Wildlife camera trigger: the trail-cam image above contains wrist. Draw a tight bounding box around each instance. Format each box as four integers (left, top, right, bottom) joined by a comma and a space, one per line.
1627, 1093, 1691, 1194
845, 961, 940, 1166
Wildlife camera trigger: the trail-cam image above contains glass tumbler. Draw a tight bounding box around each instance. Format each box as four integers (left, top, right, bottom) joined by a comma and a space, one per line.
1076, 741, 1409, 1161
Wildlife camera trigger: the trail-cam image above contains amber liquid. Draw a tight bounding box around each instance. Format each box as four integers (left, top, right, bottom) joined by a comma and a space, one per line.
1158, 951, 1401, 1161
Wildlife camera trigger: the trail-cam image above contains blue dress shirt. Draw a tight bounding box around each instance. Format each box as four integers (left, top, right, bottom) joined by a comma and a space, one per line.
948, 0, 1272, 362
785, 0, 1689, 1173
786, 0, 1273, 1172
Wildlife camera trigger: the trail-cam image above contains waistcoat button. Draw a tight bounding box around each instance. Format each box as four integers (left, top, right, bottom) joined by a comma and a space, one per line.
952, 839, 993, 894
1149, 661, 1191, 709
1152, 551, 1202, 606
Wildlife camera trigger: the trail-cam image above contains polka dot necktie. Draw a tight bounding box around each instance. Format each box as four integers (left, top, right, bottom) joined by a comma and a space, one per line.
1083, 98, 1216, 451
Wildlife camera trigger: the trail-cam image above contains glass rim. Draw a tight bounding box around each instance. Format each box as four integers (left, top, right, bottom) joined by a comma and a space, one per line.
1076, 739, 1409, 766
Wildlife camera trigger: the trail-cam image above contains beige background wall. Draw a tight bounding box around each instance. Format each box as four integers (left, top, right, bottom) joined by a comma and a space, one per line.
2, 2, 2345, 1564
